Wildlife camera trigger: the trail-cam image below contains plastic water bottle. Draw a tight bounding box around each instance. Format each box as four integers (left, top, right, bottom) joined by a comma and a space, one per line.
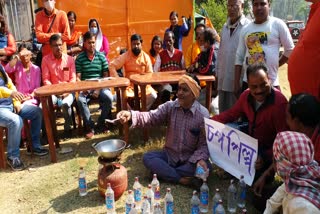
212, 188, 222, 214
215, 200, 226, 214
164, 188, 174, 214
105, 183, 115, 214
146, 184, 155, 213
78, 167, 87, 196
195, 164, 209, 180
133, 177, 142, 210
227, 179, 237, 213
151, 174, 161, 201
199, 179, 209, 213
129, 204, 138, 214
190, 190, 200, 214
154, 202, 163, 214
237, 175, 246, 208
126, 190, 135, 214
141, 195, 151, 214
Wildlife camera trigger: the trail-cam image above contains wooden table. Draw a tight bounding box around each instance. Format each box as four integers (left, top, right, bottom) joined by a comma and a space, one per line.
129, 71, 215, 140
34, 77, 130, 163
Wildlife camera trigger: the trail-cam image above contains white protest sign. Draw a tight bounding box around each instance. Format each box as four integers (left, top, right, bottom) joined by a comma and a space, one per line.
204, 118, 258, 186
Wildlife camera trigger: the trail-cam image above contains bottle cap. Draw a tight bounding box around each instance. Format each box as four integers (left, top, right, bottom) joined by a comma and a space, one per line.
128, 189, 132, 194
216, 188, 220, 192
148, 184, 152, 188
193, 190, 197, 195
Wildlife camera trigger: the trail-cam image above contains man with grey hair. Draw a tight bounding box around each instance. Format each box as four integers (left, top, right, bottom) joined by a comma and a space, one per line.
217, 0, 251, 112
234, 0, 294, 96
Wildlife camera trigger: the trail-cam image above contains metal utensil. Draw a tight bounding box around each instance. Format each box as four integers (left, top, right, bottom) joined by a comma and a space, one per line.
105, 118, 120, 124
92, 139, 126, 159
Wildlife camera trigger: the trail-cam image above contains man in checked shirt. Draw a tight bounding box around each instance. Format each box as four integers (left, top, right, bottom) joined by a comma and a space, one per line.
117, 74, 211, 187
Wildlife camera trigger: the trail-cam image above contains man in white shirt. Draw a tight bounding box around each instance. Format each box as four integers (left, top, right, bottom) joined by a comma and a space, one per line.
234, 0, 294, 96
217, 0, 251, 112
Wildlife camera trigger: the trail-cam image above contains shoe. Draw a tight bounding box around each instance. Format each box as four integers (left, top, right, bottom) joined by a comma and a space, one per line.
7, 157, 25, 171
32, 148, 49, 156
85, 129, 94, 139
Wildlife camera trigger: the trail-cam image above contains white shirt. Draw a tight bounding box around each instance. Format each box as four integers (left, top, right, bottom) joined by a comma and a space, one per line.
264, 184, 320, 214
217, 15, 251, 91
235, 16, 294, 86
153, 49, 185, 72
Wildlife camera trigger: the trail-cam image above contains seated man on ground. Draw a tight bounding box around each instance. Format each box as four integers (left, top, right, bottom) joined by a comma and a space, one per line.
109, 34, 157, 110
0, 66, 48, 171
254, 93, 320, 198
264, 131, 320, 214
76, 31, 113, 139
153, 31, 185, 103
211, 62, 288, 211
117, 74, 211, 187
42, 34, 76, 139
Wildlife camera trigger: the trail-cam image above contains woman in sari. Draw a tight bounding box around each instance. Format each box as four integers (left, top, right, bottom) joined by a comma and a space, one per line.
66, 11, 82, 57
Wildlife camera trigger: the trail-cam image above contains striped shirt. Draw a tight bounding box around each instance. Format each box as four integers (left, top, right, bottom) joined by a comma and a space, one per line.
75, 51, 108, 80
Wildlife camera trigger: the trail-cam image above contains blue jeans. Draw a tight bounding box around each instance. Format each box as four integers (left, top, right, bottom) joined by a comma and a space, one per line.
0, 104, 42, 159
52, 93, 75, 131
77, 88, 113, 129
143, 151, 211, 183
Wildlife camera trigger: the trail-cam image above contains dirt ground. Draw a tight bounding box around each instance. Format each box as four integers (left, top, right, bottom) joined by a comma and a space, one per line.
0, 65, 291, 214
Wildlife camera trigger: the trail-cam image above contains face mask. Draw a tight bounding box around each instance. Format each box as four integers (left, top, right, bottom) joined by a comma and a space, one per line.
200, 45, 206, 52
90, 27, 98, 35
132, 47, 141, 56
44, 1, 55, 12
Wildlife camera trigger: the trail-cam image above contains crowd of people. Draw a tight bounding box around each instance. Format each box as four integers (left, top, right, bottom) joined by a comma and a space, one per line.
0, 0, 319, 213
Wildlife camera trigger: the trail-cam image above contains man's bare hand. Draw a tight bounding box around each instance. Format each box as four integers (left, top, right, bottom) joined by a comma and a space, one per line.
14, 104, 22, 114
253, 174, 266, 197
11, 91, 26, 101
197, 159, 208, 171
116, 111, 131, 124
92, 90, 99, 99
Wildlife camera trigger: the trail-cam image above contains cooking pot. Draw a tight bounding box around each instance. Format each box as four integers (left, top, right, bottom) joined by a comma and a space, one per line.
92, 139, 126, 159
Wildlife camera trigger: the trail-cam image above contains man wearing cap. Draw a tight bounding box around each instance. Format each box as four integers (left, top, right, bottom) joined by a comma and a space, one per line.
117, 74, 211, 187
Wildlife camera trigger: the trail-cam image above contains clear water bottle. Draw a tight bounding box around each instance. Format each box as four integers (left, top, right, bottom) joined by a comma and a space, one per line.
129, 204, 138, 214
154, 202, 163, 214
216, 200, 226, 214
146, 184, 155, 213
141, 195, 151, 214
237, 175, 246, 208
78, 167, 87, 196
133, 177, 142, 210
199, 179, 209, 213
227, 179, 237, 213
151, 174, 161, 201
126, 190, 135, 214
164, 188, 174, 214
190, 190, 200, 214
212, 188, 222, 214
105, 183, 115, 214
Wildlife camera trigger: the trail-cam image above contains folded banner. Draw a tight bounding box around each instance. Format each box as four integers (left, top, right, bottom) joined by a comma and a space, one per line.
204, 118, 258, 185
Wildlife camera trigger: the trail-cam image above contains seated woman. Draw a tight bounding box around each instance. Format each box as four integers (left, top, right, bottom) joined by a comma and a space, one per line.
88, 18, 109, 60
187, 28, 219, 76
0, 65, 48, 171
66, 11, 82, 57
264, 131, 320, 214
148, 35, 162, 69
5, 44, 41, 106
